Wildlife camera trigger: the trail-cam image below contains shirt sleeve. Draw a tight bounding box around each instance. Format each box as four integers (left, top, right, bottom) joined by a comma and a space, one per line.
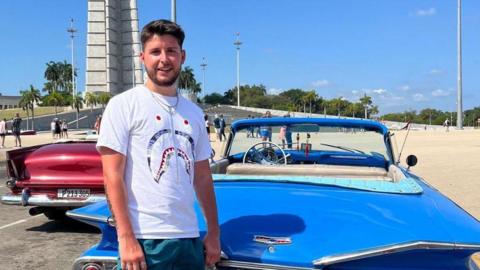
195, 114, 213, 162
96, 96, 130, 156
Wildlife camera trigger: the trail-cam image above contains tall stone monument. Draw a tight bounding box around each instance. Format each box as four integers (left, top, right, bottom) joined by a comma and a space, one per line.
86, 0, 143, 95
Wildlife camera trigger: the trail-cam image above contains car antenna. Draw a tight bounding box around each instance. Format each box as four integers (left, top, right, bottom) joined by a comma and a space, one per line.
397, 121, 411, 163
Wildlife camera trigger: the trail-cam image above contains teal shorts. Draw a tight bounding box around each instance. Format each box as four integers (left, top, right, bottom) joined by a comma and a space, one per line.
117, 238, 204, 270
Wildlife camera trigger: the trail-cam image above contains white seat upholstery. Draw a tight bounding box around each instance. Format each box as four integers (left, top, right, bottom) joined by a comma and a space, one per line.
226, 163, 392, 180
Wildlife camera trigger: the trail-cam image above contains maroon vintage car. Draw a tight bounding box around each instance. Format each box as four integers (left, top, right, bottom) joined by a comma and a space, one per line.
1, 142, 105, 220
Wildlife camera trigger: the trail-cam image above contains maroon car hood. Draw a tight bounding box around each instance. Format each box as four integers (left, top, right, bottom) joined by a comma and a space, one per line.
20, 143, 103, 188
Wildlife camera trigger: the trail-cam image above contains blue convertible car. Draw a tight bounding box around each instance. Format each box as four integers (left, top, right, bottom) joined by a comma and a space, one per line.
68, 117, 480, 270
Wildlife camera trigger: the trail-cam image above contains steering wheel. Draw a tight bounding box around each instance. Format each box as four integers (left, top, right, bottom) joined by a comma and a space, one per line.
242, 141, 288, 165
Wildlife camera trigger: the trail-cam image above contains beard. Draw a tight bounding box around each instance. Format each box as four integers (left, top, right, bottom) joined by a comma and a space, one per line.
145, 66, 181, 87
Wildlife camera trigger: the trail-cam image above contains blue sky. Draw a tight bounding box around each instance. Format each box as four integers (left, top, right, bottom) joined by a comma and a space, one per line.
1, 0, 479, 114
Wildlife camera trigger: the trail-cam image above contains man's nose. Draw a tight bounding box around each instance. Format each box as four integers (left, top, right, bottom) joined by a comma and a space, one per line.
159, 51, 168, 62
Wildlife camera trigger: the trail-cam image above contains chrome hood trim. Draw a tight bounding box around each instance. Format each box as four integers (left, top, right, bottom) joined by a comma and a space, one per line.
313, 241, 480, 267
217, 260, 314, 270
1, 193, 105, 207
66, 211, 109, 224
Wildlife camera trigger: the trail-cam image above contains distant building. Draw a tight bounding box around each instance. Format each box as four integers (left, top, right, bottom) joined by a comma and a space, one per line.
0, 95, 21, 110
85, 0, 143, 95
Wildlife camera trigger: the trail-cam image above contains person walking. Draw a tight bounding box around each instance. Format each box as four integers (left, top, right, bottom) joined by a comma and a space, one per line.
50, 119, 56, 139
0, 118, 7, 148
96, 19, 220, 270
213, 114, 221, 141
12, 113, 22, 147
204, 114, 211, 141
219, 114, 226, 141
62, 120, 68, 139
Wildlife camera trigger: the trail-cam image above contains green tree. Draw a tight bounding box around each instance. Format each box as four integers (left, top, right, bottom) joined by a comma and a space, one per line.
44, 91, 64, 115
203, 93, 225, 105
85, 92, 98, 112
97, 92, 112, 108
71, 94, 84, 129
44, 61, 61, 93
179, 66, 200, 94
303, 90, 318, 114
19, 85, 41, 130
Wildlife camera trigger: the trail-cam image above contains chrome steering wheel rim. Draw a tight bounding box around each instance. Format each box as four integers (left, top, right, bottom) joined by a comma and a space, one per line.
242, 141, 288, 165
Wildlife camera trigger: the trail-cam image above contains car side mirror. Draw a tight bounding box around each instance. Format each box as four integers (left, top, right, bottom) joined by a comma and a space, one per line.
406, 155, 417, 170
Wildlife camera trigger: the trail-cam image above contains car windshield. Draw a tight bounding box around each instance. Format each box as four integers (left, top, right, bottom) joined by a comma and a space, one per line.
229, 123, 389, 161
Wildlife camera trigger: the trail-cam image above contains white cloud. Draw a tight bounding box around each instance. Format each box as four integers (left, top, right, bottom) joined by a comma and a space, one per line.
415, 7, 436, 17
399, 85, 410, 91
428, 69, 444, 76
268, 88, 284, 95
372, 88, 387, 95
431, 89, 451, 97
311, 79, 331, 88
413, 93, 428, 101
351, 90, 359, 95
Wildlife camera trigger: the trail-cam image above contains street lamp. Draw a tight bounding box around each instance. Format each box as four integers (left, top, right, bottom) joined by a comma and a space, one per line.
67, 18, 78, 128
234, 33, 242, 107
456, 0, 463, 129
200, 57, 207, 100
171, 0, 176, 23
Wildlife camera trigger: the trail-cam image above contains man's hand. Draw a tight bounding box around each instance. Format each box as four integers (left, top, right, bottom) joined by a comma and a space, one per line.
203, 230, 221, 266
119, 234, 147, 270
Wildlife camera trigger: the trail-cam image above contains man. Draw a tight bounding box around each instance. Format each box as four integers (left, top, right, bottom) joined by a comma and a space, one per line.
219, 114, 226, 141
213, 114, 221, 141
12, 113, 22, 147
96, 19, 220, 270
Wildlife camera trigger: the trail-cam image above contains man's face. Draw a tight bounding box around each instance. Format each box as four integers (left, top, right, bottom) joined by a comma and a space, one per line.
141, 34, 185, 87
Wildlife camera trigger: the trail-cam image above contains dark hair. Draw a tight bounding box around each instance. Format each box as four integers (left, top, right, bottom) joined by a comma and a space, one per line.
141, 19, 185, 49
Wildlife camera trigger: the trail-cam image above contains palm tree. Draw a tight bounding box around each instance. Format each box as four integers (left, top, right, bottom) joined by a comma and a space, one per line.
303, 90, 318, 115
360, 94, 373, 119
46, 91, 64, 115
179, 66, 198, 94
97, 92, 112, 109
71, 94, 84, 128
85, 92, 97, 112
44, 61, 60, 93
26, 85, 41, 130
19, 93, 30, 130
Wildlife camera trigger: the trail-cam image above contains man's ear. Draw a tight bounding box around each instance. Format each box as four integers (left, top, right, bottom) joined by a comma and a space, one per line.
181, 50, 186, 65
140, 51, 145, 64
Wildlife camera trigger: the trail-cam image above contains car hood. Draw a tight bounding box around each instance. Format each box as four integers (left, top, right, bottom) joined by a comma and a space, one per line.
200, 180, 480, 268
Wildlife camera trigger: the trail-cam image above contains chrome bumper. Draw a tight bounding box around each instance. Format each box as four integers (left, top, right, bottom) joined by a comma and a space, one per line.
1, 193, 106, 207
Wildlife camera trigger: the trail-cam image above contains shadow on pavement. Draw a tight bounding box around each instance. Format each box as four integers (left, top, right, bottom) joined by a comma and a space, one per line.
26, 216, 100, 234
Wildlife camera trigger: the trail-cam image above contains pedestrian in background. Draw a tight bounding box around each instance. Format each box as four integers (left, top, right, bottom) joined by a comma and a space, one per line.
219, 114, 226, 141
0, 118, 7, 148
62, 120, 68, 139
12, 113, 22, 147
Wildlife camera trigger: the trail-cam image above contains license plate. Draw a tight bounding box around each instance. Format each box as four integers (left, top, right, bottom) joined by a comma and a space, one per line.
57, 189, 90, 199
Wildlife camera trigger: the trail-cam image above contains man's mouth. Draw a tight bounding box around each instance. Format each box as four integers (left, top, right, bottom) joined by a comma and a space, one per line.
157, 67, 172, 72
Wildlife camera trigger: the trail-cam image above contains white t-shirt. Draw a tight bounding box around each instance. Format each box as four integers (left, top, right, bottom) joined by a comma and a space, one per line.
97, 85, 212, 239
0, 121, 6, 134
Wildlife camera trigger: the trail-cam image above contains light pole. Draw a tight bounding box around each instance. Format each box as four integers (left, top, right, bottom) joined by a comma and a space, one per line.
171, 0, 176, 23
200, 57, 207, 100
456, 0, 463, 129
67, 18, 78, 128
234, 33, 242, 107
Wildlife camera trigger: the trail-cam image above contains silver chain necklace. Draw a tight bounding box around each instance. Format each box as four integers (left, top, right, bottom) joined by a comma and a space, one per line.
150, 91, 179, 113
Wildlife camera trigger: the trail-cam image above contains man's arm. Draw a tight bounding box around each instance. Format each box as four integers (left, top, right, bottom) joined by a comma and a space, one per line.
99, 147, 146, 270
193, 159, 221, 266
